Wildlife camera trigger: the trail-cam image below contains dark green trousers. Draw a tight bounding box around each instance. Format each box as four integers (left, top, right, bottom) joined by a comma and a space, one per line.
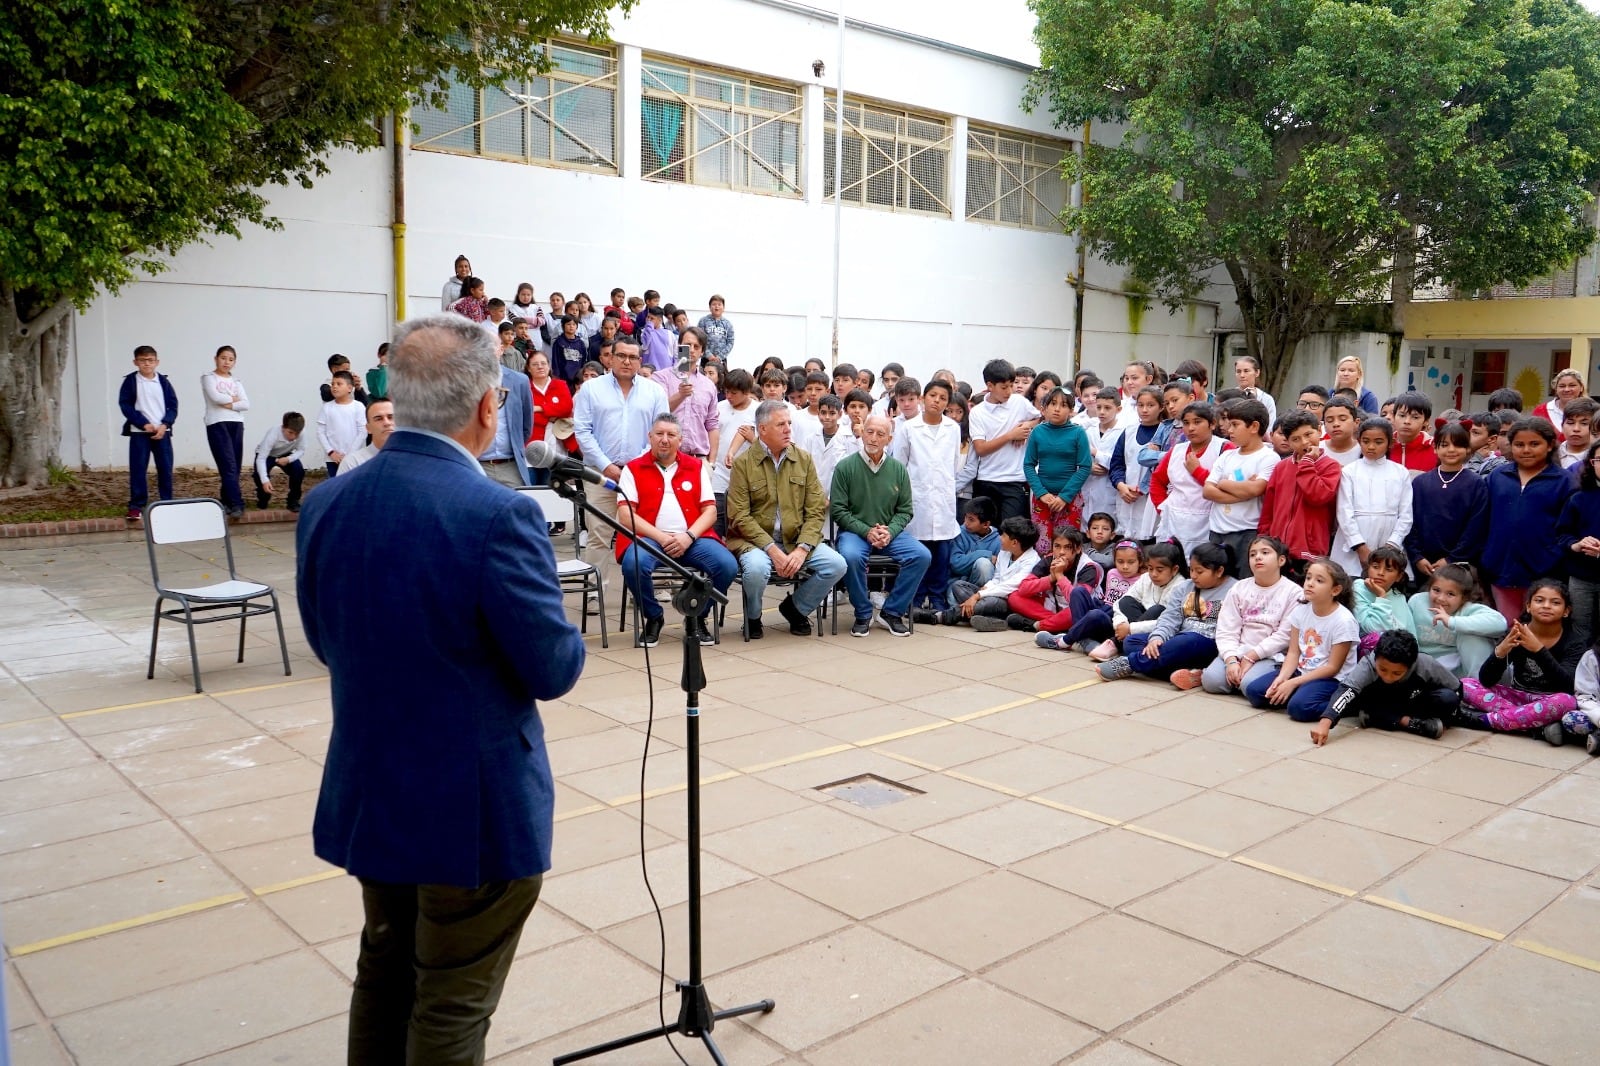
348, 874, 543, 1066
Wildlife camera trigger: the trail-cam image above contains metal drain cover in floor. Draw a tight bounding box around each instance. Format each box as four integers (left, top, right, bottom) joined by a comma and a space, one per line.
818, 773, 924, 809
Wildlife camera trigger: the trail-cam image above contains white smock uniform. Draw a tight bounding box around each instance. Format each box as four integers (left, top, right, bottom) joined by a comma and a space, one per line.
1116, 425, 1160, 540
892, 416, 961, 541
1333, 457, 1413, 577
1156, 437, 1227, 555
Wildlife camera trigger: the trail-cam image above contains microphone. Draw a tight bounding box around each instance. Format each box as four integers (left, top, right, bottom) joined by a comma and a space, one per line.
525, 438, 619, 491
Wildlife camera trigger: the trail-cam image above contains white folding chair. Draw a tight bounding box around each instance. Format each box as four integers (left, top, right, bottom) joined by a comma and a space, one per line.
519, 486, 607, 648
144, 498, 291, 693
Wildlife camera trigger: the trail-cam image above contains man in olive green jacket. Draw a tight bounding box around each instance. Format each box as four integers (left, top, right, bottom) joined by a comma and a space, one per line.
726, 401, 847, 637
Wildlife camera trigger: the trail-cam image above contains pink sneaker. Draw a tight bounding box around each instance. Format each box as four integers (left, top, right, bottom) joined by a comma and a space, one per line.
1087, 640, 1117, 663
1171, 668, 1204, 691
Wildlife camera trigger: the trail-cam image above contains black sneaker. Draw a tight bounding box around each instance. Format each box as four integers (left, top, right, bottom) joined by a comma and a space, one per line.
691, 615, 716, 646
286, 502, 301, 513
1404, 717, 1445, 740
911, 607, 942, 626
637, 615, 664, 649
778, 593, 813, 635
883, 613, 911, 637
745, 618, 764, 640
850, 617, 871, 638
1006, 613, 1036, 632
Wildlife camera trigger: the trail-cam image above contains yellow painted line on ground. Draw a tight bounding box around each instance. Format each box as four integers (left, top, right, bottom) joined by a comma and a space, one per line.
7, 893, 247, 957
1513, 938, 1600, 974
1229, 857, 1359, 897
0, 715, 53, 731
58, 676, 326, 720
854, 721, 953, 745
1362, 895, 1505, 940
1121, 823, 1232, 859
738, 744, 855, 775
877, 751, 944, 773
555, 803, 610, 823
251, 869, 345, 896
942, 770, 1027, 798
1027, 795, 1124, 826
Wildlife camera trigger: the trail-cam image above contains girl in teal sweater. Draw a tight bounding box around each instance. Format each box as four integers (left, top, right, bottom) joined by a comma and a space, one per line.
1025, 388, 1093, 551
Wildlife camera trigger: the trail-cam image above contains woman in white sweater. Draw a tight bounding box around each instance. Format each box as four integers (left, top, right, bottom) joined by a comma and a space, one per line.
201, 345, 250, 518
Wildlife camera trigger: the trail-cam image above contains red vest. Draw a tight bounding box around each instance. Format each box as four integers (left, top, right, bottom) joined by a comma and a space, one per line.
614, 452, 722, 559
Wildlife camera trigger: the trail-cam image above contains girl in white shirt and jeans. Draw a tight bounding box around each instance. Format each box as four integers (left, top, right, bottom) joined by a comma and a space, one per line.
201, 345, 250, 517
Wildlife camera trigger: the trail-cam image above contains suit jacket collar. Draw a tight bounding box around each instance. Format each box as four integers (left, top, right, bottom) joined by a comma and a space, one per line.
386, 428, 486, 473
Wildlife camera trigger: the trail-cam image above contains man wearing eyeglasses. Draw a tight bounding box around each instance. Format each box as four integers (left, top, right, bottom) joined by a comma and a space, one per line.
574, 339, 669, 573
478, 361, 536, 487
1296, 385, 1330, 429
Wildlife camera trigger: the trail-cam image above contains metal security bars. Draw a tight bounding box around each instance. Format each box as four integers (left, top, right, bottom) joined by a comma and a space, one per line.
412, 42, 619, 173
964, 126, 1070, 231
823, 100, 951, 215
641, 60, 803, 196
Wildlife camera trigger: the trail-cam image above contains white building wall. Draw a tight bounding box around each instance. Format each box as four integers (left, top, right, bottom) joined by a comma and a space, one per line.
67, 0, 1229, 469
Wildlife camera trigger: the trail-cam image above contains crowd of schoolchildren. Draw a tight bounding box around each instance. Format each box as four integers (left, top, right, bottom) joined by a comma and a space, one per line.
115, 255, 1600, 754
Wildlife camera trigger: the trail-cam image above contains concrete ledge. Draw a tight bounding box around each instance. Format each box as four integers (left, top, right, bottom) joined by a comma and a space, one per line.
0, 508, 297, 550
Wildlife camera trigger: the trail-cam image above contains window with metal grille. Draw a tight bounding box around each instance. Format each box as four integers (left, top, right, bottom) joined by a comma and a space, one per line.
412, 42, 618, 174
822, 100, 951, 216
641, 60, 802, 196
965, 126, 1069, 231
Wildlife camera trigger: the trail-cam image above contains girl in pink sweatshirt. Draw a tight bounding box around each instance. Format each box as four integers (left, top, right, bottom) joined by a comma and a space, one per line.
1199, 534, 1303, 696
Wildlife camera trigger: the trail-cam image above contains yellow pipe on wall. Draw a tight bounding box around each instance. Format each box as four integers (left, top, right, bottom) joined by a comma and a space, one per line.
392, 111, 407, 322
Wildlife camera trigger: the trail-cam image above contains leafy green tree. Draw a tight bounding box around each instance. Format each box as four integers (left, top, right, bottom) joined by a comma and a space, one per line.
0, 0, 628, 486
1027, 0, 1600, 393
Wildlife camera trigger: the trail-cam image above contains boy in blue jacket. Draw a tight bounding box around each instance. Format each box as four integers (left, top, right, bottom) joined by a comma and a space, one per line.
118, 345, 179, 521
950, 497, 1001, 587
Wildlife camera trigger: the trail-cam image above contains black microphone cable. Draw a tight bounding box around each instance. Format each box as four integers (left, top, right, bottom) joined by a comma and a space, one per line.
616, 478, 692, 1066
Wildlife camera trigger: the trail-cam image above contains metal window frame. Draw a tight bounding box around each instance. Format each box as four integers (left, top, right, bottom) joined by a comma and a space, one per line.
823, 99, 952, 216
411, 41, 620, 174
964, 125, 1071, 231
639, 58, 804, 196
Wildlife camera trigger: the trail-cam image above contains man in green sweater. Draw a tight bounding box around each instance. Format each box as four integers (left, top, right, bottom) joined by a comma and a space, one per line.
830, 414, 930, 637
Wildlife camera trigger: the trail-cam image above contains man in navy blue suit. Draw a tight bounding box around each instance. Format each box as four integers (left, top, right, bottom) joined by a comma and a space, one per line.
297, 314, 584, 1065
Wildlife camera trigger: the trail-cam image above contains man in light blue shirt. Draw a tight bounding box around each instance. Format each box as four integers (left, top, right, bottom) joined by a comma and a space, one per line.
478, 366, 534, 487
573, 339, 668, 574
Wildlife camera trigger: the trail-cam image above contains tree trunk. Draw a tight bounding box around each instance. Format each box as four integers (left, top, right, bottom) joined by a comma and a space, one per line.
0, 297, 71, 488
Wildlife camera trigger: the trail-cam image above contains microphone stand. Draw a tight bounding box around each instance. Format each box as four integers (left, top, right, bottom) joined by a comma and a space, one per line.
546, 473, 775, 1066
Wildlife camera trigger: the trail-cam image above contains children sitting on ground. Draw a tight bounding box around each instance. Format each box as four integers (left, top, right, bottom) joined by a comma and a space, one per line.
930, 515, 1040, 630
1458, 578, 1585, 746
1032, 537, 1137, 653
1006, 528, 1104, 633
1353, 545, 1415, 654
1332, 417, 1411, 578
1097, 542, 1236, 688
1082, 511, 1118, 572
1313, 630, 1459, 745
1257, 409, 1341, 579
949, 498, 1000, 589
1202, 535, 1302, 698
1573, 641, 1600, 755
1408, 563, 1507, 679
1243, 556, 1358, 722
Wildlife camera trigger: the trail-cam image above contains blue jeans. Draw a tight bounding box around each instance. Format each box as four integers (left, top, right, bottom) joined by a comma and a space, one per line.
127, 432, 174, 511
205, 421, 245, 511
620, 537, 738, 620
739, 543, 847, 620
1122, 631, 1218, 680
916, 539, 953, 610
1243, 669, 1341, 722
837, 530, 932, 619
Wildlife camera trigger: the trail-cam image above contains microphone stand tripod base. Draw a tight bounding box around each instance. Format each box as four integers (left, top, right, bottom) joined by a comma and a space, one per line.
547, 477, 774, 1066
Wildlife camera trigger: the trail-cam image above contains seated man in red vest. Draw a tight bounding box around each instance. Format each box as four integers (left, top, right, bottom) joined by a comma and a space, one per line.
616, 413, 739, 648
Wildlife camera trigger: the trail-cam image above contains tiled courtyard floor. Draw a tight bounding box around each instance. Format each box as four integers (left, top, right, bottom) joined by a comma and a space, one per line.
4, 526, 1600, 1064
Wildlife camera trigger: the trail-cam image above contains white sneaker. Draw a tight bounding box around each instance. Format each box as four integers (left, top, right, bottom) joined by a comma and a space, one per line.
577, 530, 589, 549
